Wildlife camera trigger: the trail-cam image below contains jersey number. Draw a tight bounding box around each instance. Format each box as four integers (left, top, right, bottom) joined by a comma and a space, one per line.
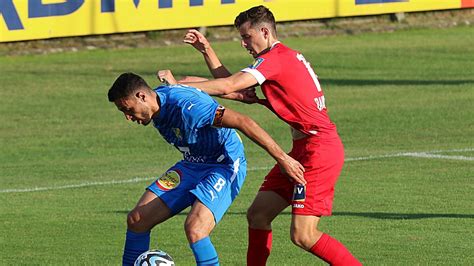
213, 178, 226, 192
296, 53, 322, 92
297, 53, 326, 111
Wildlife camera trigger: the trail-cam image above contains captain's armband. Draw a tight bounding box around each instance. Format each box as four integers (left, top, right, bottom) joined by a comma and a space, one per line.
212, 105, 225, 127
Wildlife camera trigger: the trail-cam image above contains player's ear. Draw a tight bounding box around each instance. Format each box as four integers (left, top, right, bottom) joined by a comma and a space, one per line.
136, 91, 146, 102
261, 27, 270, 39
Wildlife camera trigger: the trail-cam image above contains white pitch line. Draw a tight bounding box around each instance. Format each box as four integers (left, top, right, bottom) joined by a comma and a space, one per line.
0, 177, 153, 194
403, 152, 474, 161
1, 148, 472, 194
345, 149, 474, 162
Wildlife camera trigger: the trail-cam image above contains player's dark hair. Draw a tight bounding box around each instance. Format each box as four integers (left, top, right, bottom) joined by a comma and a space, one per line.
234, 5, 277, 35
108, 72, 150, 102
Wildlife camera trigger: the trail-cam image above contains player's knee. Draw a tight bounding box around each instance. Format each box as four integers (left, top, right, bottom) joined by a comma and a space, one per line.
127, 210, 146, 232
246, 206, 258, 225
246, 206, 270, 227
184, 220, 209, 243
290, 230, 314, 250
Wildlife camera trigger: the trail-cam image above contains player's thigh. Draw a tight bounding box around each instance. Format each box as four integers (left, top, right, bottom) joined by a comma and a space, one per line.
128, 190, 173, 231
184, 200, 216, 243
247, 191, 289, 225
291, 214, 321, 236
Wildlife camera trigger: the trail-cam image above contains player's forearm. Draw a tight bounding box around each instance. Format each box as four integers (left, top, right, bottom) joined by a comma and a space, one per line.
202, 47, 232, 78
186, 72, 257, 98
185, 78, 234, 96
236, 116, 287, 162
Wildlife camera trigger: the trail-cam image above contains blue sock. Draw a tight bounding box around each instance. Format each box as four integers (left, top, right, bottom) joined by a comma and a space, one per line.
190, 236, 219, 265
122, 230, 150, 266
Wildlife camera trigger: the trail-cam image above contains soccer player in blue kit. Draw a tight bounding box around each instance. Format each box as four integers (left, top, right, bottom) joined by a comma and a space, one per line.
107, 73, 305, 265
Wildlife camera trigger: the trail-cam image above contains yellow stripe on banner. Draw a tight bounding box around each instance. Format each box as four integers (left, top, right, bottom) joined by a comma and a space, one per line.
0, 0, 465, 43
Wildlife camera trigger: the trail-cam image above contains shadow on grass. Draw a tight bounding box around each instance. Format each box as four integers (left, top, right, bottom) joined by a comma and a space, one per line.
113, 210, 474, 220
331, 211, 474, 220
321, 79, 474, 87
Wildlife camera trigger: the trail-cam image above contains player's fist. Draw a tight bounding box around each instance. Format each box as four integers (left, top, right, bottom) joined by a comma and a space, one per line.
238, 88, 259, 104
278, 154, 306, 185
183, 29, 210, 54
157, 69, 177, 85
221, 88, 258, 104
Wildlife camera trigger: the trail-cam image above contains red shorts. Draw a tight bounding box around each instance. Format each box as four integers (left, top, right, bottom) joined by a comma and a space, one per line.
259, 135, 344, 216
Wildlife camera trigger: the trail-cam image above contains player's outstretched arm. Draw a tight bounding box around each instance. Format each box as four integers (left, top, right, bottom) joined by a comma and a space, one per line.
185, 71, 258, 96
184, 29, 232, 78
157, 70, 208, 84
178, 76, 209, 83
217, 107, 306, 184
157, 69, 259, 104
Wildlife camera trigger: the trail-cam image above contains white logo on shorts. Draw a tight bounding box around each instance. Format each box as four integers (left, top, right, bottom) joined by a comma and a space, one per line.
209, 190, 217, 201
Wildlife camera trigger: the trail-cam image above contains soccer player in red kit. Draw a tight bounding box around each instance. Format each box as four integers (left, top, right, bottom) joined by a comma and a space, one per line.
158, 5, 361, 266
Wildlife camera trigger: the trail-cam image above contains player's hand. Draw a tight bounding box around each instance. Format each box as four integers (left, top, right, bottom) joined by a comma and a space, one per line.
183, 29, 211, 54
157, 69, 177, 85
223, 88, 259, 104
277, 154, 306, 185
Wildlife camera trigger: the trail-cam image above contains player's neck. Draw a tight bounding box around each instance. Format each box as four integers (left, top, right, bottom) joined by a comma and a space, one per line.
256, 38, 279, 57
151, 92, 161, 119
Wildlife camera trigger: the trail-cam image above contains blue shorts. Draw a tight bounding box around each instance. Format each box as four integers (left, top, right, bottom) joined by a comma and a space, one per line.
147, 158, 247, 224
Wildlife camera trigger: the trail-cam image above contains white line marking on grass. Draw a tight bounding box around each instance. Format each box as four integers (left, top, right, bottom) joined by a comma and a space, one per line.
0, 177, 153, 193
346, 148, 474, 162
1, 148, 472, 194
403, 152, 474, 161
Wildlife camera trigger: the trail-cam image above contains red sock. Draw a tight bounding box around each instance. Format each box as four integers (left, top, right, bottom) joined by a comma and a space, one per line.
310, 233, 362, 266
247, 227, 272, 266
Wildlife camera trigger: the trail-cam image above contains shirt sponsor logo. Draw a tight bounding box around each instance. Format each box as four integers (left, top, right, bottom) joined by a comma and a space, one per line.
250, 58, 264, 69
187, 102, 196, 110
293, 203, 305, 208
156, 170, 181, 191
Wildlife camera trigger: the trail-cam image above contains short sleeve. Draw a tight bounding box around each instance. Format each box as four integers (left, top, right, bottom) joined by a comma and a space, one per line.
180, 90, 219, 131
241, 54, 280, 85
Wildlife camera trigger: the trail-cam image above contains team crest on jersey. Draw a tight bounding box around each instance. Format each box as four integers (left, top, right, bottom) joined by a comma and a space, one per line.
292, 184, 306, 202
156, 170, 181, 191
172, 128, 182, 140
250, 58, 264, 69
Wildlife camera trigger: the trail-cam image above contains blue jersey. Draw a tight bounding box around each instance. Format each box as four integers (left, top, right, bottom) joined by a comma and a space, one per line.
153, 85, 244, 165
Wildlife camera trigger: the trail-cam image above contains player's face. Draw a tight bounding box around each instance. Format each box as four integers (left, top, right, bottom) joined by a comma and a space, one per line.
114, 94, 153, 126
238, 21, 269, 58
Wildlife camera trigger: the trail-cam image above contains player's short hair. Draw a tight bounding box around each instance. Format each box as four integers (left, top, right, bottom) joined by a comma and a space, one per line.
234, 5, 277, 35
108, 72, 151, 102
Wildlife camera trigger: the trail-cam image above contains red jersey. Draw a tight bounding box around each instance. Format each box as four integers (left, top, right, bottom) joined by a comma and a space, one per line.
242, 42, 338, 138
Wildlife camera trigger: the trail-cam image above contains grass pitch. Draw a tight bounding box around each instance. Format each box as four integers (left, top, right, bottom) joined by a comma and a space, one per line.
1, 26, 473, 265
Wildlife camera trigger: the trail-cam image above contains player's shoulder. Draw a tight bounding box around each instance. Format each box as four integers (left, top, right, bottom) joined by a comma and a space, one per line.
157, 85, 215, 113
156, 85, 204, 101
275, 43, 299, 56
258, 42, 295, 62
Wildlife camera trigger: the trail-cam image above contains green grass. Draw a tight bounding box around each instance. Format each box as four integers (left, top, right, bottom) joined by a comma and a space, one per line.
1, 26, 473, 265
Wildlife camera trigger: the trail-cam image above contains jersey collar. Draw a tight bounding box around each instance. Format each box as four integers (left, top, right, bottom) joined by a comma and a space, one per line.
270, 41, 281, 50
